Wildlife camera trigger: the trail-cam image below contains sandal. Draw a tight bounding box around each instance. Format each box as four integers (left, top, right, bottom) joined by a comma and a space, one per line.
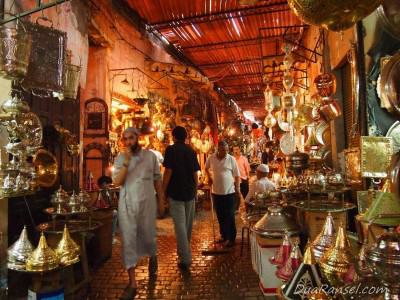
119, 286, 137, 300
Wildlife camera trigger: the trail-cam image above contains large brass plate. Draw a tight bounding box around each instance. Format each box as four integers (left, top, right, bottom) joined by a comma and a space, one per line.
360, 136, 393, 178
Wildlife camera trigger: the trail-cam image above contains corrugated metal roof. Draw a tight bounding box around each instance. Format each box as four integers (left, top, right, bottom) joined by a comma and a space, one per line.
124, 0, 308, 116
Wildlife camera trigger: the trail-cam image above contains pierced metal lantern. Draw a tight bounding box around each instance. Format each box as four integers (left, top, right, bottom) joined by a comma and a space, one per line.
0, 23, 32, 79
63, 62, 81, 99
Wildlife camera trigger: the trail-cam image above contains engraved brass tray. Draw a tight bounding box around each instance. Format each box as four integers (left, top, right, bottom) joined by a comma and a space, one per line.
360, 136, 393, 178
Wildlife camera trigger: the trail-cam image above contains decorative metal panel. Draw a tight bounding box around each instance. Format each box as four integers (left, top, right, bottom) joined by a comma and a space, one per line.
22, 21, 67, 94
360, 136, 393, 178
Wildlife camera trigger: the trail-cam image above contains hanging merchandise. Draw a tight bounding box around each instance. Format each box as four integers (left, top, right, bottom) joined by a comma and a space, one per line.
62, 51, 81, 100
22, 18, 67, 94
0, 20, 32, 79
287, 0, 383, 31
314, 73, 337, 100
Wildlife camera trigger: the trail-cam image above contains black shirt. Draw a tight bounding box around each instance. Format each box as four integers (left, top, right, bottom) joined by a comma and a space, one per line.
163, 141, 200, 201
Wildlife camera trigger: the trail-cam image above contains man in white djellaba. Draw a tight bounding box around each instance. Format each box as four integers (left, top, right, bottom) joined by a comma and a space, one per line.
112, 127, 165, 300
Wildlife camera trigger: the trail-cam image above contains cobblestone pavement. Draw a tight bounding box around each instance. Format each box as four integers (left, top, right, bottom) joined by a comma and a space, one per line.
88, 210, 273, 300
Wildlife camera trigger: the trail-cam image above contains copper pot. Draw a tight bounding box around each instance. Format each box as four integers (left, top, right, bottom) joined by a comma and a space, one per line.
319, 99, 342, 122
314, 73, 337, 98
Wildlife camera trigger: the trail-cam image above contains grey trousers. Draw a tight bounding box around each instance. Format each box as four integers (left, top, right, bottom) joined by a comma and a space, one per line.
169, 197, 195, 265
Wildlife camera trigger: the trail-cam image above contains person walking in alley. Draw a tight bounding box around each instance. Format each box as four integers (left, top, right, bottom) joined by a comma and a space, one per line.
112, 127, 165, 300
162, 126, 200, 271
205, 140, 241, 248
232, 145, 250, 211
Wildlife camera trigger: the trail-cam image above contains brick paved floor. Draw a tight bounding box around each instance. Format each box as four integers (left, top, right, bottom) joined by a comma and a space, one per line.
88, 210, 274, 300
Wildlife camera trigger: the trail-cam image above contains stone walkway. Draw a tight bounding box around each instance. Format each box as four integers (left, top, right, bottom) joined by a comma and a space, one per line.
88, 210, 270, 300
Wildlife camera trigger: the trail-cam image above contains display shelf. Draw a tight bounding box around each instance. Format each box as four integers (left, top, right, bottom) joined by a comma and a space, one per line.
8, 262, 73, 274
43, 207, 92, 217
36, 220, 101, 234
291, 200, 356, 212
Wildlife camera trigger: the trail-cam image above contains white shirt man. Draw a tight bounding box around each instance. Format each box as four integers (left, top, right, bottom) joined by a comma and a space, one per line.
205, 141, 240, 247
245, 164, 276, 203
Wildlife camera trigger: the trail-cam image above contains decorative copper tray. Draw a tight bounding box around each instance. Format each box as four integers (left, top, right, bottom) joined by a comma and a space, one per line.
360, 136, 393, 178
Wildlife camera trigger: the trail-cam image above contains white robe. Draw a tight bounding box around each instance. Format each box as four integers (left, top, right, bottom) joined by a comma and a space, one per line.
112, 149, 161, 269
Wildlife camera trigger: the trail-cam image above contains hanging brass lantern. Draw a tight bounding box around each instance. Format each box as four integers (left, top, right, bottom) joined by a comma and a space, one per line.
55, 225, 80, 266
26, 232, 59, 272
0, 22, 32, 79
287, 0, 384, 32
8, 226, 33, 270
63, 51, 81, 100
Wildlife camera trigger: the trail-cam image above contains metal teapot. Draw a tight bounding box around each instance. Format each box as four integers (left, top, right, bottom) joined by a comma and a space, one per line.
366, 214, 400, 300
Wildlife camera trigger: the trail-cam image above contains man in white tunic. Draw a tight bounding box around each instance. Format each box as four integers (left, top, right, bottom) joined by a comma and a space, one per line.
245, 164, 276, 204
112, 127, 164, 300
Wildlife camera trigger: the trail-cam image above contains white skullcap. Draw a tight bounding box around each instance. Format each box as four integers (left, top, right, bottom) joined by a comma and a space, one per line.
256, 164, 269, 173
123, 127, 140, 136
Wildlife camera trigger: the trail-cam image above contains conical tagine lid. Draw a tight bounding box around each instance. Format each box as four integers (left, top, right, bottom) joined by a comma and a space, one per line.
281, 242, 323, 300
26, 232, 59, 272
319, 225, 353, 287
55, 225, 80, 266
8, 226, 33, 269
312, 213, 336, 261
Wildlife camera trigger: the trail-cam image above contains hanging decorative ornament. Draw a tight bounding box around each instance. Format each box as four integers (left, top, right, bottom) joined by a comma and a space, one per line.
314, 73, 337, 99
264, 112, 277, 140
312, 213, 337, 261
293, 104, 314, 130
287, 0, 384, 32
283, 53, 295, 70
8, 226, 33, 270
282, 94, 296, 110
264, 85, 273, 106
278, 111, 290, 132
280, 133, 296, 155
319, 99, 342, 122
283, 72, 294, 92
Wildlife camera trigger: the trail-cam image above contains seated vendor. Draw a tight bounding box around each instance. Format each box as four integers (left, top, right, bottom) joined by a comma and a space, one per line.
245, 164, 276, 204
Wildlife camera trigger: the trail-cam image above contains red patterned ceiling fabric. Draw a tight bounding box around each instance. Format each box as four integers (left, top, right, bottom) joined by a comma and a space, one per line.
124, 0, 308, 117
